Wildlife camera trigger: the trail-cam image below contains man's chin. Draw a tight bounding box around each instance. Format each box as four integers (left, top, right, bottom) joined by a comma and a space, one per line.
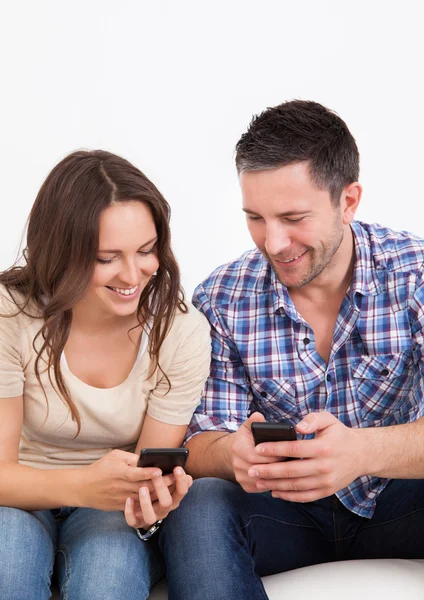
270, 263, 315, 289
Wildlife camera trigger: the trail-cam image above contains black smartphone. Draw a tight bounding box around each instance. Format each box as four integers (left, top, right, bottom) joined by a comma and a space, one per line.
138, 448, 189, 475
251, 422, 297, 446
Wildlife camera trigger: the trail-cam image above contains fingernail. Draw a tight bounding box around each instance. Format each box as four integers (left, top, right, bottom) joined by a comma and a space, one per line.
140, 487, 147, 496
175, 467, 183, 476
300, 421, 309, 431
152, 471, 161, 478
249, 469, 259, 478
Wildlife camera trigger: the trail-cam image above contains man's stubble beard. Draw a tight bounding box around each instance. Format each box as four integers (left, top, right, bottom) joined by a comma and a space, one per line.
265, 216, 344, 289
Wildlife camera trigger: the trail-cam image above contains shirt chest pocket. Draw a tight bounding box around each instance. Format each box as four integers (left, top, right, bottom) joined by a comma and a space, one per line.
352, 352, 413, 423
250, 378, 298, 421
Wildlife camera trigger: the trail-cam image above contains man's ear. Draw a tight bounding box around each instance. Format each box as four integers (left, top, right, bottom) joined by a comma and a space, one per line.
340, 182, 362, 225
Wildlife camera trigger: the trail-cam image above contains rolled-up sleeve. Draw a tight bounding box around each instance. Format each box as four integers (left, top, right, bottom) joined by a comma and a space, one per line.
185, 284, 253, 443
408, 271, 424, 420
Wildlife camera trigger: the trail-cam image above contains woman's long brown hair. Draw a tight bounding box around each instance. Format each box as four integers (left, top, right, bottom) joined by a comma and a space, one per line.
0, 150, 186, 435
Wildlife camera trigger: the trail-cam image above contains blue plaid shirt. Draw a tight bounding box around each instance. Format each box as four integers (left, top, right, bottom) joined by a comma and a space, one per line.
188, 221, 424, 518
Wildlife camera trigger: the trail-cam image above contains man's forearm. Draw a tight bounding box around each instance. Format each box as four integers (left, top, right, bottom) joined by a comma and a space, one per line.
186, 431, 235, 480
361, 416, 424, 479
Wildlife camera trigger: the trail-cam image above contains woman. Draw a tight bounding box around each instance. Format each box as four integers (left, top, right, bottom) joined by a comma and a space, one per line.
0, 150, 211, 600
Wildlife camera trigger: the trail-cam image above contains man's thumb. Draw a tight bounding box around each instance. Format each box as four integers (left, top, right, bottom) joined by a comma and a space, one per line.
244, 411, 266, 431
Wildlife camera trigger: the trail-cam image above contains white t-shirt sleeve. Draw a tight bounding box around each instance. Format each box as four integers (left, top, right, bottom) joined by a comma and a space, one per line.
147, 306, 211, 425
0, 291, 26, 398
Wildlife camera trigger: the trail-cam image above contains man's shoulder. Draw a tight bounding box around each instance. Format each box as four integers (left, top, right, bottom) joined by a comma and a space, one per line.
356, 221, 424, 273
193, 248, 270, 308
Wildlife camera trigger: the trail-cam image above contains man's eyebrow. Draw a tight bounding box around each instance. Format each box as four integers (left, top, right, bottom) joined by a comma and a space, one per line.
98, 236, 158, 253
242, 208, 311, 217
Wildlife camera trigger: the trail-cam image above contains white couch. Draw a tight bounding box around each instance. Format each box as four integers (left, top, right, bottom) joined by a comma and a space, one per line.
51, 559, 424, 599
149, 560, 424, 599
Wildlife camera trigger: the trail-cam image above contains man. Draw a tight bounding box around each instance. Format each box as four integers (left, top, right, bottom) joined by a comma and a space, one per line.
159, 100, 424, 600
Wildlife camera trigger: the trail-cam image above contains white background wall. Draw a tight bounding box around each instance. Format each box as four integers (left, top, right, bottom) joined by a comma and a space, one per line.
0, 0, 423, 296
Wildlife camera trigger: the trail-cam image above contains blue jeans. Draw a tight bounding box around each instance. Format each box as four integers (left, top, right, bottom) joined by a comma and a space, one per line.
0, 506, 164, 600
160, 478, 424, 600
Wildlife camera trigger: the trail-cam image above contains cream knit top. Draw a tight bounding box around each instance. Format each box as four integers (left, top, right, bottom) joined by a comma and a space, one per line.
0, 286, 211, 469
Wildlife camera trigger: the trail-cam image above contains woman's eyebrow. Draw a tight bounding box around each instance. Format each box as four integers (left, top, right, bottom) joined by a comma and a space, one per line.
98, 237, 158, 253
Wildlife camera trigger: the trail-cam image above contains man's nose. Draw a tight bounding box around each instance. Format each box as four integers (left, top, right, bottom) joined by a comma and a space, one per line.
265, 223, 291, 257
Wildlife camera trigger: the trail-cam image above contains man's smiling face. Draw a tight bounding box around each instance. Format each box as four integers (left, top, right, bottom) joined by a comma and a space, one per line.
241, 162, 346, 290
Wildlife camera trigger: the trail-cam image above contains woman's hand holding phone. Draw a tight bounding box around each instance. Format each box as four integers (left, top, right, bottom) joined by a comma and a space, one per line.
124, 465, 193, 530
75, 448, 179, 512
75, 449, 166, 511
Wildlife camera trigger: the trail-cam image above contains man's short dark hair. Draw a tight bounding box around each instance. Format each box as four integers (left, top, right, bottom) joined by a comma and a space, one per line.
235, 100, 359, 205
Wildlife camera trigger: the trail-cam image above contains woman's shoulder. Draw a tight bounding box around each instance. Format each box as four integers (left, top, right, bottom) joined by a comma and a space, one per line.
168, 300, 211, 339
0, 284, 21, 315
157, 301, 210, 360
0, 284, 41, 323
154, 300, 211, 373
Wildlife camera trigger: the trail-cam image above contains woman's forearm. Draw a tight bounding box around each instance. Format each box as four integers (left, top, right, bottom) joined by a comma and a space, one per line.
0, 461, 83, 511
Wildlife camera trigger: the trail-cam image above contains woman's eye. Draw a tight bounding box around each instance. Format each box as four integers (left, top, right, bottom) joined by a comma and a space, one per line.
96, 257, 113, 264
138, 246, 156, 256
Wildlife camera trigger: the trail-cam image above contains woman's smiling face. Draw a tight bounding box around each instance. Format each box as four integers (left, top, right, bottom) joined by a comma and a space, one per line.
83, 201, 159, 318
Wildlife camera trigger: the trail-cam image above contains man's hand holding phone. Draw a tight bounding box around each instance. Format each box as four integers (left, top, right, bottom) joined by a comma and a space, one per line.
229, 412, 287, 492
124, 448, 192, 532
251, 411, 366, 503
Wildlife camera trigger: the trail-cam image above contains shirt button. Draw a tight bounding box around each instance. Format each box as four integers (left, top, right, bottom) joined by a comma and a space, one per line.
381, 369, 389, 376
326, 374, 332, 382
260, 391, 267, 398
303, 337, 310, 345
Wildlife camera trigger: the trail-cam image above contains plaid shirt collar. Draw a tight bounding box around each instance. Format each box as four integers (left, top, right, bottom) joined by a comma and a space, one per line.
266, 221, 387, 319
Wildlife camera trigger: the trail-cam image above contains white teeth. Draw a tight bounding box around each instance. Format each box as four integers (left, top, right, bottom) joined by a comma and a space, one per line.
110, 285, 138, 295
282, 254, 302, 263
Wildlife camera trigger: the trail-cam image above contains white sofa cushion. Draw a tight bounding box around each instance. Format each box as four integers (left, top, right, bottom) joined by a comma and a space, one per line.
147, 559, 424, 600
